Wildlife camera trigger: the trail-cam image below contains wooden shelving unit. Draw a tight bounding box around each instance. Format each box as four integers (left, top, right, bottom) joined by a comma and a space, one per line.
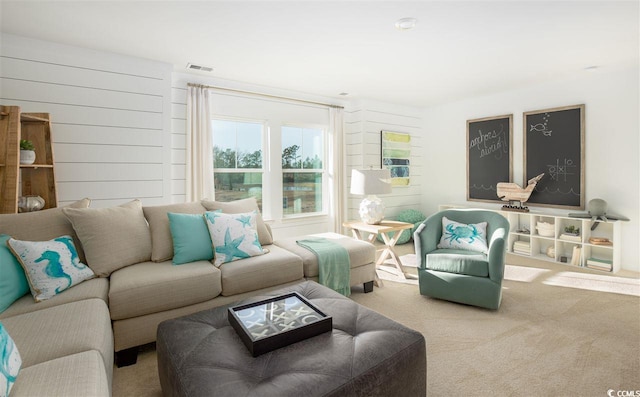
0, 105, 58, 213
439, 204, 625, 273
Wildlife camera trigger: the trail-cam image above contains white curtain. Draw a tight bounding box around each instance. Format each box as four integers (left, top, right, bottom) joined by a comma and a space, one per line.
328, 107, 345, 233
186, 84, 214, 201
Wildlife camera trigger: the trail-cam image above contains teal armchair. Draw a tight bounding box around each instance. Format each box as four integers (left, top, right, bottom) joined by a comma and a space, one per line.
413, 209, 509, 310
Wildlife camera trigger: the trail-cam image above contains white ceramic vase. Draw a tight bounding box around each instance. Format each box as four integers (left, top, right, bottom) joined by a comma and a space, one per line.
20, 150, 36, 165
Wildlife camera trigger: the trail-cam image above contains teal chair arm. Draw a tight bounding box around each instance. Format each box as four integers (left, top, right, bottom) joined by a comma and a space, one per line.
487, 228, 507, 283
413, 214, 442, 270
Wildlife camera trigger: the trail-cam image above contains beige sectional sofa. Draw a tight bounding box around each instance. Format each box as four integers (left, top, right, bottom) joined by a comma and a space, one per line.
0, 198, 376, 396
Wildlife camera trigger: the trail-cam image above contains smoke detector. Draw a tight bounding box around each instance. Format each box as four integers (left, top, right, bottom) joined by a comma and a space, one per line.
395, 18, 418, 30
186, 63, 213, 72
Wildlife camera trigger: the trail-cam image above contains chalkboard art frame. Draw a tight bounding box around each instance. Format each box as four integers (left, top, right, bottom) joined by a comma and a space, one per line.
524, 104, 585, 210
466, 114, 513, 203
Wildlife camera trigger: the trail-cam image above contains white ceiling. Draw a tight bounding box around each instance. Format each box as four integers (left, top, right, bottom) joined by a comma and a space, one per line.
1, 1, 638, 107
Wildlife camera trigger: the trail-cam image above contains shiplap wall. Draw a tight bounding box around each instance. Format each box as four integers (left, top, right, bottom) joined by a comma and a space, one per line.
169, 79, 188, 204
0, 34, 172, 207
345, 100, 423, 221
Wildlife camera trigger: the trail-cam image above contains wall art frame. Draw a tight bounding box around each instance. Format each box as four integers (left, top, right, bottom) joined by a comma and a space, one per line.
381, 130, 410, 186
466, 114, 513, 203
523, 104, 585, 209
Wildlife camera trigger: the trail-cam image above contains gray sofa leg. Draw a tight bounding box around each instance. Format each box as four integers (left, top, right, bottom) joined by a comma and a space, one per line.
115, 346, 139, 367
363, 281, 374, 293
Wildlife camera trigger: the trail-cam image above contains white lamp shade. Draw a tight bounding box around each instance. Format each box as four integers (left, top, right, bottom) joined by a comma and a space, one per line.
350, 169, 392, 195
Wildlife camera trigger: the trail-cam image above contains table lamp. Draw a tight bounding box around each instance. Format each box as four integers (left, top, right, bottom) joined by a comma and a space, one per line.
350, 168, 392, 224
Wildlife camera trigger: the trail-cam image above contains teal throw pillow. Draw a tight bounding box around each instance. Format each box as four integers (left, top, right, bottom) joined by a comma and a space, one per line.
437, 217, 489, 253
7, 236, 95, 302
168, 212, 215, 265
0, 321, 21, 397
0, 235, 29, 314
204, 210, 265, 267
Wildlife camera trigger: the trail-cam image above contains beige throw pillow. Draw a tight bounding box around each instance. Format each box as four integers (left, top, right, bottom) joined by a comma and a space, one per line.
142, 201, 207, 262
201, 197, 273, 245
0, 198, 91, 263
62, 199, 152, 277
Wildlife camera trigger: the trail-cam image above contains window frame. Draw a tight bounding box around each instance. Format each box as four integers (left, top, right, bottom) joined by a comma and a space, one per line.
280, 123, 328, 219
211, 117, 267, 210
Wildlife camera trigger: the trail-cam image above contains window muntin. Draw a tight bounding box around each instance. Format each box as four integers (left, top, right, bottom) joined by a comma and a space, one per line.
212, 119, 263, 208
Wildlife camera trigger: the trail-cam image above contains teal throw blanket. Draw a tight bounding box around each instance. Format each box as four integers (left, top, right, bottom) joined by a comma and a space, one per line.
296, 238, 351, 297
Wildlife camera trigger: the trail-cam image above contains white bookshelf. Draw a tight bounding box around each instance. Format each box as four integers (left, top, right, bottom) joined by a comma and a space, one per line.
439, 204, 624, 273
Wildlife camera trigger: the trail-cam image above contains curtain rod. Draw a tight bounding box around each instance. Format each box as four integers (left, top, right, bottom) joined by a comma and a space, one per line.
188, 83, 344, 109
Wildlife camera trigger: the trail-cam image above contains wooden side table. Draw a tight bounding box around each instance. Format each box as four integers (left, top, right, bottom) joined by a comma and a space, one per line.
343, 220, 416, 281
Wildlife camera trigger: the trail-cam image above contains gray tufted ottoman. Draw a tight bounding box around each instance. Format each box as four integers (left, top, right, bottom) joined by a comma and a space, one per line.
157, 281, 426, 397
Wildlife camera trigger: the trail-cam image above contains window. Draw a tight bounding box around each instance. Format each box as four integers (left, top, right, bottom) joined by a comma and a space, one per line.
281, 126, 325, 216
212, 119, 263, 208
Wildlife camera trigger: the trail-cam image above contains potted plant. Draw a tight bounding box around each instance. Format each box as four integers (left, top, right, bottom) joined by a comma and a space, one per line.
564, 225, 580, 236
20, 139, 36, 165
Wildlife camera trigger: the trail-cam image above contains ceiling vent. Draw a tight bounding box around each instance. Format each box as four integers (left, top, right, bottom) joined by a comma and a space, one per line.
186, 63, 213, 72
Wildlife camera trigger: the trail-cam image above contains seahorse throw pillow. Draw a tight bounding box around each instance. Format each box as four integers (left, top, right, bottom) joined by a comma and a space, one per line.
204, 210, 265, 267
0, 322, 21, 397
7, 236, 95, 302
437, 217, 489, 253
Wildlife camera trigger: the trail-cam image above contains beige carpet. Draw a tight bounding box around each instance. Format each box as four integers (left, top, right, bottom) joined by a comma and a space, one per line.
113, 244, 640, 397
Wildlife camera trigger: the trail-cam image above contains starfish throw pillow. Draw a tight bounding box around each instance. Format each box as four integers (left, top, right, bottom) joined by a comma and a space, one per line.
204, 211, 265, 267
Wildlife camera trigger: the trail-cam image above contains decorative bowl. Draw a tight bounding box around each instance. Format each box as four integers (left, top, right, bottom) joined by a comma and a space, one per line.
17, 195, 45, 212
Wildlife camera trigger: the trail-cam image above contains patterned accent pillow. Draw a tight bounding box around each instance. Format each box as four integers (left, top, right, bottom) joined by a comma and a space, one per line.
201, 198, 273, 245
0, 322, 21, 397
204, 211, 265, 267
437, 217, 489, 253
7, 236, 95, 302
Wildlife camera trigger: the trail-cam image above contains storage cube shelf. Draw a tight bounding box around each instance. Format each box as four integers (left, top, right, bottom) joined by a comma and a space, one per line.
439, 205, 624, 273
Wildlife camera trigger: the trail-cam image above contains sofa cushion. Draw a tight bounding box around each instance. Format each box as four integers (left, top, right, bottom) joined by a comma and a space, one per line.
204, 211, 265, 266
0, 234, 29, 314
8, 236, 95, 302
437, 216, 488, 253
63, 200, 152, 277
143, 201, 206, 262
273, 233, 375, 278
1, 298, 113, 380
201, 197, 273, 246
0, 278, 109, 320
0, 198, 91, 263
11, 350, 109, 397
0, 321, 21, 397
425, 248, 489, 277
168, 212, 213, 265
108, 260, 222, 321
219, 245, 303, 296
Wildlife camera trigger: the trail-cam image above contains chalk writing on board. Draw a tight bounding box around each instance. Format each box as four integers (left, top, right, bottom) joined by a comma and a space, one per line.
469, 124, 509, 160
535, 187, 581, 196
466, 114, 512, 203
546, 158, 576, 182
470, 184, 495, 191
530, 113, 552, 136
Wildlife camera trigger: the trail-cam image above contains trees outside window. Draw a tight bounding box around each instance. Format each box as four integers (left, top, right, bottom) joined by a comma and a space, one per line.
212, 120, 263, 208
212, 120, 326, 218
281, 126, 325, 216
